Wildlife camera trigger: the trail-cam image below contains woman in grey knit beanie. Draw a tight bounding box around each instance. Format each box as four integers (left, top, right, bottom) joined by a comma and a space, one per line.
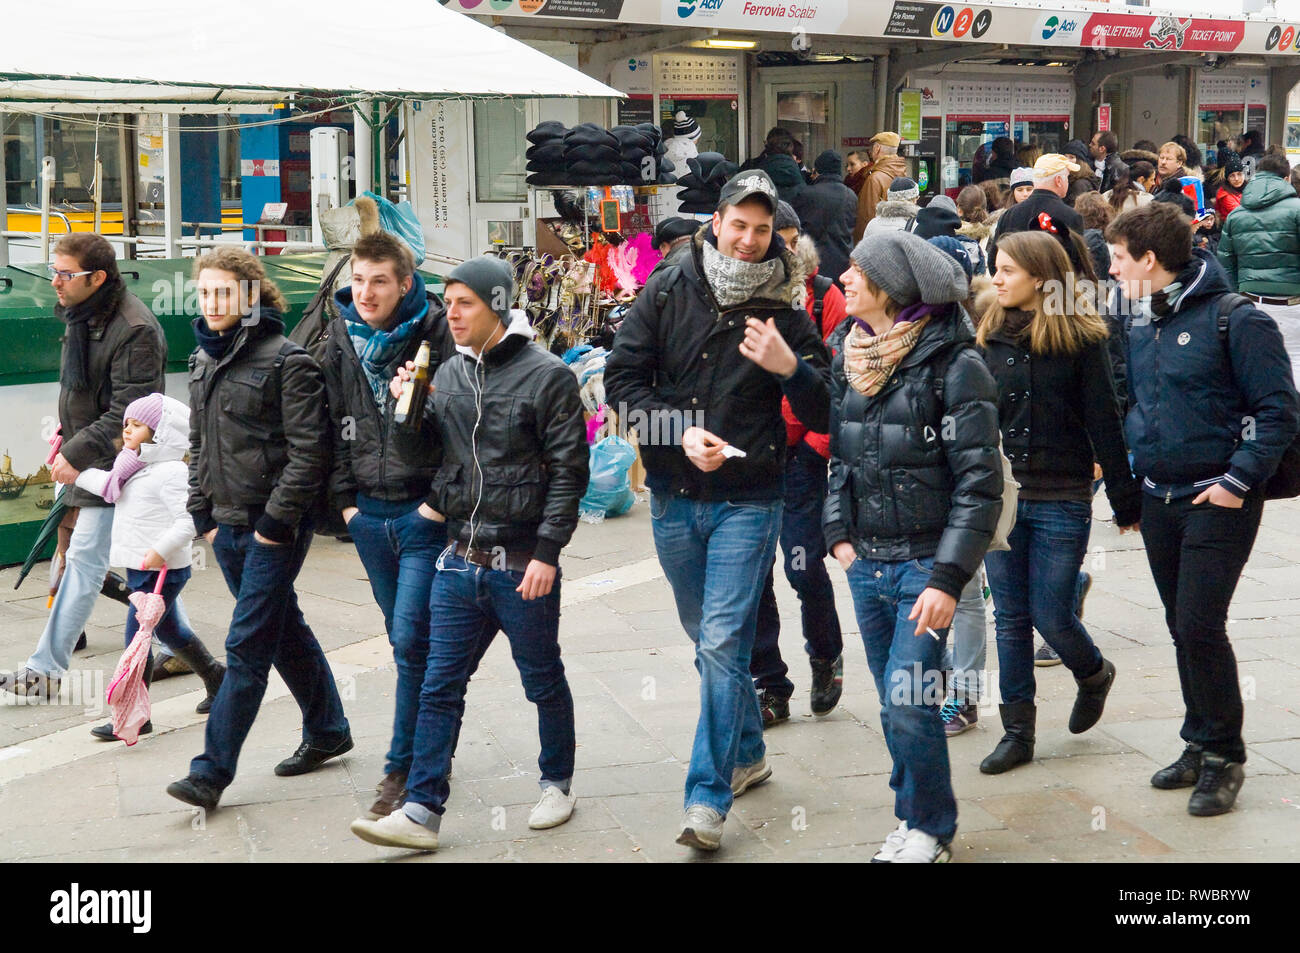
826, 227, 1002, 863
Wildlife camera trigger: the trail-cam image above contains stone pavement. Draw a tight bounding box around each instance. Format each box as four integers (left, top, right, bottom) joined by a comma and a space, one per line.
1, 496, 1298, 863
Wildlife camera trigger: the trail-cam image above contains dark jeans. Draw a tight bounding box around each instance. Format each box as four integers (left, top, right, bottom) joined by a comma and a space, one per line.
404, 553, 573, 824
124, 567, 195, 654
1141, 492, 1262, 764
984, 499, 1103, 705
347, 497, 446, 776
752, 443, 844, 699
190, 522, 350, 790
846, 555, 956, 841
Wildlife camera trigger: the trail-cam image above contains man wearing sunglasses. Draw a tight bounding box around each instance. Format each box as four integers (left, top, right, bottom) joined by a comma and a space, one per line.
0, 234, 167, 700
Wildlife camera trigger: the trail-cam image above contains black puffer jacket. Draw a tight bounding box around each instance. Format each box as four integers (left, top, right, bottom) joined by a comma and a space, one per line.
605, 227, 831, 502
187, 310, 327, 542
979, 316, 1141, 526
57, 280, 167, 509
424, 316, 588, 567
823, 309, 1003, 598
320, 289, 455, 511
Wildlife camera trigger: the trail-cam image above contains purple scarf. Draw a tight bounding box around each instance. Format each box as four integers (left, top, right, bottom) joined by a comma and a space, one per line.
852, 300, 939, 335
101, 447, 147, 503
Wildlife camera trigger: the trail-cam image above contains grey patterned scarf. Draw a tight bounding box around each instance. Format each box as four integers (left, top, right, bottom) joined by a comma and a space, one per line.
701, 240, 781, 309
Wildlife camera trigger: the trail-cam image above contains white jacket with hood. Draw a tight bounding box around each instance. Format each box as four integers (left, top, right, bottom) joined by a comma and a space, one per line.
75, 394, 195, 570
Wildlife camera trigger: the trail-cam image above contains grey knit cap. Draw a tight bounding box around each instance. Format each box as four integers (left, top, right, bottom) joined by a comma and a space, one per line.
1009, 166, 1035, 188
849, 229, 968, 306
446, 255, 514, 323
774, 200, 801, 232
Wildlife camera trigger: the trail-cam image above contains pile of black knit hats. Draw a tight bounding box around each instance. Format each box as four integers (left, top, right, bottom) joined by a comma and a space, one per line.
526, 121, 570, 186
612, 123, 677, 185
675, 152, 739, 214
526, 120, 679, 186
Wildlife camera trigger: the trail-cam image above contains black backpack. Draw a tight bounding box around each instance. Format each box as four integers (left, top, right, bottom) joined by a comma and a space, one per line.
288, 254, 353, 360
1215, 293, 1300, 500
811, 274, 833, 324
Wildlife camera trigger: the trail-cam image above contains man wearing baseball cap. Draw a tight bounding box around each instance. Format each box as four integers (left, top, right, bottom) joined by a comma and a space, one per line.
606, 170, 831, 852
855, 131, 908, 241
988, 153, 1086, 273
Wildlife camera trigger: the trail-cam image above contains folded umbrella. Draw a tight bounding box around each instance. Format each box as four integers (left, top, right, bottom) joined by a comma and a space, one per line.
105, 566, 167, 745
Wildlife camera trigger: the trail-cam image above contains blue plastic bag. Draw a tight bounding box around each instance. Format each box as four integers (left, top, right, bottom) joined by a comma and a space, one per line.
356, 190, 426, 263
579, 436, 637, 521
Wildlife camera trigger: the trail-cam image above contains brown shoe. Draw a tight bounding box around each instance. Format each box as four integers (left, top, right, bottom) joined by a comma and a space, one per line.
365, 771, 408, 820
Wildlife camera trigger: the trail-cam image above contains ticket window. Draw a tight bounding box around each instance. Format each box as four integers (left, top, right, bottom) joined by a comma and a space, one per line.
944, 119, 1009, 194
1200, 108, 1244, 158
1014, 119, 1069, 157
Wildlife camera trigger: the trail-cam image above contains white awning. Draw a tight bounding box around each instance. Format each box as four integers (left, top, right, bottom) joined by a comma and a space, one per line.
0, 0, 622, 109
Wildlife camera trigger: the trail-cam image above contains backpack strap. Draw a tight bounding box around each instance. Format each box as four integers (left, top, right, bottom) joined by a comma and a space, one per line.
812, 274, 832, 322
652, 261, 684, 312
929, 340, 973, 403
1215, 292, 1251, 337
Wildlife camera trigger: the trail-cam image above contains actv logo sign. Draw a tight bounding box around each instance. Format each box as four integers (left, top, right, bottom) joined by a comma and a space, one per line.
679, 0, 725, 18
1034, 12, 1081, 45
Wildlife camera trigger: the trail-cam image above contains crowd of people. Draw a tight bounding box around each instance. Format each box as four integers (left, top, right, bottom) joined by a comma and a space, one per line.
2, 119, 1297, 863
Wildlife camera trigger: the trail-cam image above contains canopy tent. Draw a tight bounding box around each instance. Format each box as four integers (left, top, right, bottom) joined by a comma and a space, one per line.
0, 0, 623, 110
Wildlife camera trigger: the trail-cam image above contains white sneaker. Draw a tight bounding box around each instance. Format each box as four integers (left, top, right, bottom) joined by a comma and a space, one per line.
891, 826, 951, 864
871, 820, 909, 863
350, 811, 439, 852
676, 804, 725, 851
528, 786, 576, 829
731, 757, 773, 797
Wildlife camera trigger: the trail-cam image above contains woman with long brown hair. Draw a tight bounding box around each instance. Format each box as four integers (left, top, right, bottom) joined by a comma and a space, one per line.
975, 231, 1141, 776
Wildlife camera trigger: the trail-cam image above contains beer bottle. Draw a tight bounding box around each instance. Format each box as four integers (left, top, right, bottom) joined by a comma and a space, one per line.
393, 341, 431, 428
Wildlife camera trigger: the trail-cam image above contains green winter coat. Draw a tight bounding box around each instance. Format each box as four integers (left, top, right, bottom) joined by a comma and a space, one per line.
1217, 172, 1300, 296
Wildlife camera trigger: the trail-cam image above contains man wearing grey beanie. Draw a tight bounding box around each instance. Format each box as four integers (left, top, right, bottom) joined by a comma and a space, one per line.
351, 254, 589, 851
826, 228, 1002, 862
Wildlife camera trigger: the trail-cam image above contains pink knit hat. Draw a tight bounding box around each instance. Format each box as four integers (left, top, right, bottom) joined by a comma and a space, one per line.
123, 393, 165, 432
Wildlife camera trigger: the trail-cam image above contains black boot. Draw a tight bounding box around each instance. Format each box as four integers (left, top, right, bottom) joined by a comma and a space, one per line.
1152, 743, 1203, 789
1187, 753, 1244, 816
101, 571, 132, 606
980, 702, 1036, 774
91, 654, 154, 740
1068, 657, 1116, 734
169, 639, 226, 714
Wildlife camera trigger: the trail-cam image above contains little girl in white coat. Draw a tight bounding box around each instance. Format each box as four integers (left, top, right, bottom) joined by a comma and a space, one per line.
68, 393, 225, 740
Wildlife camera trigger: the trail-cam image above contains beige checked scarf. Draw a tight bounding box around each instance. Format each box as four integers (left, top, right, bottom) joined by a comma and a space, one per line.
843, 315, 932, 396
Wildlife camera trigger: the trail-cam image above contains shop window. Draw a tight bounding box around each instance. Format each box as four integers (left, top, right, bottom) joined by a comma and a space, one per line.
218, 123, 242, 204
474, 100, 527, 203
774, 88, 832, 165
1201, 109, 1244, 157
44, 116, 123, 206
661, 97, 739, 166
2, 113, 37, 206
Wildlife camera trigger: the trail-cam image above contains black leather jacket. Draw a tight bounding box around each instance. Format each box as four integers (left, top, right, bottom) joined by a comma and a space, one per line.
187, 310, 327, 542
823, 308, 1003, 598
423, 319, 589, 567
604, 228, 831, 502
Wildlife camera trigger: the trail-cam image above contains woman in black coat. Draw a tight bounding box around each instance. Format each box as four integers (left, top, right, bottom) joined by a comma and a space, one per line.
975, 230, 1141, 776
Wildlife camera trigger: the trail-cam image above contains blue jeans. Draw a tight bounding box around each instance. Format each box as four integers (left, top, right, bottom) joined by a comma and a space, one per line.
650, 494, 782, 815
942, 571, 988, 704
346, 497, 446, 776
403, 552, 572, 828
752, 443, 844, 698
846, 555, 957, 841
190, 522, 350, 790
124, 567, 195, 654
984, 499, 1103, 705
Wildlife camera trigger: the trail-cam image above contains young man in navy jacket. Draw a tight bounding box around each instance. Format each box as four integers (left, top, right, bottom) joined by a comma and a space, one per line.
1107, 201, 1300, 817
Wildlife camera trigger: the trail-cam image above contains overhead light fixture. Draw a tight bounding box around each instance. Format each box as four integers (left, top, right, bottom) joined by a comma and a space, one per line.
704, 38, 757, 50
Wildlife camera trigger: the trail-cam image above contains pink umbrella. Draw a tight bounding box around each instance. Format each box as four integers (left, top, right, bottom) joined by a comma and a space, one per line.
105, 567, 167, 745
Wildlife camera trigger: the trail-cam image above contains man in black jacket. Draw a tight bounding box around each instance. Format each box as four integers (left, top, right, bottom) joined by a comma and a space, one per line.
794, 150, 857, 291
320, 232, 456, 820
605, 170, 832, 852
988, 153, 1085, 273
1108, 201, 1300, 817
1090, 130, 1123, 193
167, 251, 351, 813
2, 234, 167, 699
350, 256, 589, 852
